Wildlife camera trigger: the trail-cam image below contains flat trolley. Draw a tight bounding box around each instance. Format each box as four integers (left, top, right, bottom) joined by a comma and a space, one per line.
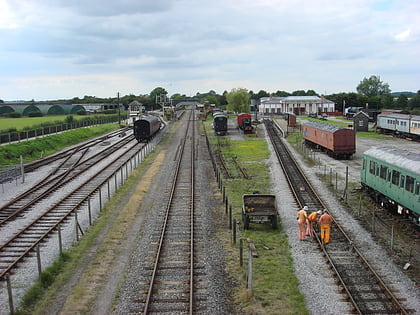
242, 194, 278, 229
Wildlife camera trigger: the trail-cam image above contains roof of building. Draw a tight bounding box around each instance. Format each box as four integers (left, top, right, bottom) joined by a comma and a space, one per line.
260, 96, 334, 104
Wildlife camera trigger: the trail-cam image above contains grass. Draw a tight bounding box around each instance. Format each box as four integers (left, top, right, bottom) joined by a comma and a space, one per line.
0, 124, 119, 166
203, 119, 307, 314
0, 114, 126, 132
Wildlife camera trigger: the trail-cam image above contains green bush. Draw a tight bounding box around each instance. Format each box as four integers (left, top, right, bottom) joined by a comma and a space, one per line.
4, 112, 21, 118
28, 111, 43, 117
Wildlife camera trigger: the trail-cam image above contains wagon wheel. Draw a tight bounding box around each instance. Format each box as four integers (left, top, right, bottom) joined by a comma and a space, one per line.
271, 215, 278, 229
242, 214, 249, 230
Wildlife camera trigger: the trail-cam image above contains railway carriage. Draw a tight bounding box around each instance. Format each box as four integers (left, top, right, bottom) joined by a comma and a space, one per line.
377, 113, 420, 139
361, 146, 420, 225
302, 120, 355, 159
133, 115, 161, 142
213, 114, 228, 136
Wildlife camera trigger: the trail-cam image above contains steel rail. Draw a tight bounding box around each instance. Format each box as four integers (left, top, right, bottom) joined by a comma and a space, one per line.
143, 110, 195, 314
0, 139, 143, 281
0, 135, 135, 225
265, 119, 408, 314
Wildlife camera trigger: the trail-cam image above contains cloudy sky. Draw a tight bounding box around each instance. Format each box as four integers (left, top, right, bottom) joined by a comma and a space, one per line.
0, 0, 419, 101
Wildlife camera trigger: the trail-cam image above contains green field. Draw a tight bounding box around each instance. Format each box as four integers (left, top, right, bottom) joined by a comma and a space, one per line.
0, 115, 86, 131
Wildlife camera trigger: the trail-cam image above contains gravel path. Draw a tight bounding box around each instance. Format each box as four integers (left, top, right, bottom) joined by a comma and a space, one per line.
268, 119, 420, 314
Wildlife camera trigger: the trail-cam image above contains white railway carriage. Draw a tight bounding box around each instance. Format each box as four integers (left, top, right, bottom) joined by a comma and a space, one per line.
377, 113, 420, 139
377, 113, 397, 132
409, 115, 420, 137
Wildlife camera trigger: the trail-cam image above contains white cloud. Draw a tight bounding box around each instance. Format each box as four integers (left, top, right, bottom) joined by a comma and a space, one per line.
0, 0, 419, 100
394, 29, 411, 41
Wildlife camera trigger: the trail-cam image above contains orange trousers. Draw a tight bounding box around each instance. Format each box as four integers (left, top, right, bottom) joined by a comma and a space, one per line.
320, 225, 331, 243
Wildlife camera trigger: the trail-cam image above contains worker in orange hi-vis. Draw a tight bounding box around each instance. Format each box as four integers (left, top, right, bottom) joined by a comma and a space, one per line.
297, 206, 308, 241
306, 210, 322, 237
319, 210, 333, 243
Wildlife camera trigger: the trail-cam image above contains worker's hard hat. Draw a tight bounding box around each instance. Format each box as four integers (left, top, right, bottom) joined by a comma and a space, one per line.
317, 210, 322, 214
303, 206, 308, 210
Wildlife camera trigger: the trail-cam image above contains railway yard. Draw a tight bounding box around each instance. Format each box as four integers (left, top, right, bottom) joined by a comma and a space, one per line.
0, 109, 419, 314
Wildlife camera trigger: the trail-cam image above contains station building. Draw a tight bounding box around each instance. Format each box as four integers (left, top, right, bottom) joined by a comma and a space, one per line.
258, 96, 335, 116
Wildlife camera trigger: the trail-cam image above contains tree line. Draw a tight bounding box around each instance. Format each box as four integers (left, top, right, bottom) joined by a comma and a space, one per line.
2, 75, 419, 114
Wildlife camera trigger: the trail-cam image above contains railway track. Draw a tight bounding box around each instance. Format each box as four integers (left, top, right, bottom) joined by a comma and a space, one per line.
0, 132, 145, 284
0, 134, 135, 225
265, 119, 408, 315
128, 110, 206, 314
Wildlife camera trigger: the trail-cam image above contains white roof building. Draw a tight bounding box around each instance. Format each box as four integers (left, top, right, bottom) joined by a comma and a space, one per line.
259, 96, 335, 115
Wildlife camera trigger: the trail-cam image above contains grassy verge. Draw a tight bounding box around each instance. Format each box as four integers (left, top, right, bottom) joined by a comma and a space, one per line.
0, 124, 119, 166
204, 120, 307, 314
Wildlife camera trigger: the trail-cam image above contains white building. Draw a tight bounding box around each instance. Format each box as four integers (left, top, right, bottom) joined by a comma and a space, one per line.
258, 96, 335, 115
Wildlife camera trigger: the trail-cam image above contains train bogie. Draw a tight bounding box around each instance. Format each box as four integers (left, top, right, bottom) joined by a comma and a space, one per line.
302, 121, 355, 159
133, 115, 161, 142
360, 146, 420, 225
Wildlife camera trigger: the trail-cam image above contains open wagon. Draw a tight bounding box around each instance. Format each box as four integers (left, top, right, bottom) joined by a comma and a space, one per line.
242, 194, 278, 229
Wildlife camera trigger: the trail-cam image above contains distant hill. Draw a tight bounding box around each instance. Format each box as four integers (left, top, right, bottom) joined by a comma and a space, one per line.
391, 91, 416, 97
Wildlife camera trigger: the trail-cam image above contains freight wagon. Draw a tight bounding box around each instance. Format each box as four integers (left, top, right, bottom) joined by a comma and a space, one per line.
237, 113, 253, 134
302, 121, 355, 159
133, 115, 161, 142
361, 146, 420, 225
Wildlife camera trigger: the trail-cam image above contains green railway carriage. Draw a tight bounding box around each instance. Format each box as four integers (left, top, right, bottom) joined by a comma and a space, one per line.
361, 146, 420, 225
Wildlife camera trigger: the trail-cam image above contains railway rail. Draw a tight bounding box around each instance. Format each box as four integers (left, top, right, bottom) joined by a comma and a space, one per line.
128, 109, 204, 314
16, 128, 130, 174
265, 119, 408, 315
0, 134, 135, 225
0, 132, 146, 286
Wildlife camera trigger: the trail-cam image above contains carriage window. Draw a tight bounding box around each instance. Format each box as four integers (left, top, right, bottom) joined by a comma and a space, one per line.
405, 176, 414, 193
369, 161, 376, 175
392, 170, 400, 185
416, 182, 420, 195
379, 165, 387, 179
400, 175, 405, 188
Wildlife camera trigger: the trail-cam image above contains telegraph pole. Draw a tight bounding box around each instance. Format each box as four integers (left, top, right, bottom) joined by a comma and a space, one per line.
117, 92, 121, 126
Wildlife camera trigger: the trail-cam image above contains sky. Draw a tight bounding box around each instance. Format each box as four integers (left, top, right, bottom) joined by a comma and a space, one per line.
0, 0, 419, 101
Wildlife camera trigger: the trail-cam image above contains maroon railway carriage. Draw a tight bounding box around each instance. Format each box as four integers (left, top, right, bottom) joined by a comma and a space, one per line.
237, 113, 254, 134
302, 120, 355, 159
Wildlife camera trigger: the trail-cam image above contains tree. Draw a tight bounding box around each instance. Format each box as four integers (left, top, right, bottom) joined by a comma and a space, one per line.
291, 90, 306, 96
396, 94, 408, 108
226, 88, 251, 113
356, 75, 391, 97
274, 90, 290, 97
408, 90, 420, 109
149, 87, 168, 109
